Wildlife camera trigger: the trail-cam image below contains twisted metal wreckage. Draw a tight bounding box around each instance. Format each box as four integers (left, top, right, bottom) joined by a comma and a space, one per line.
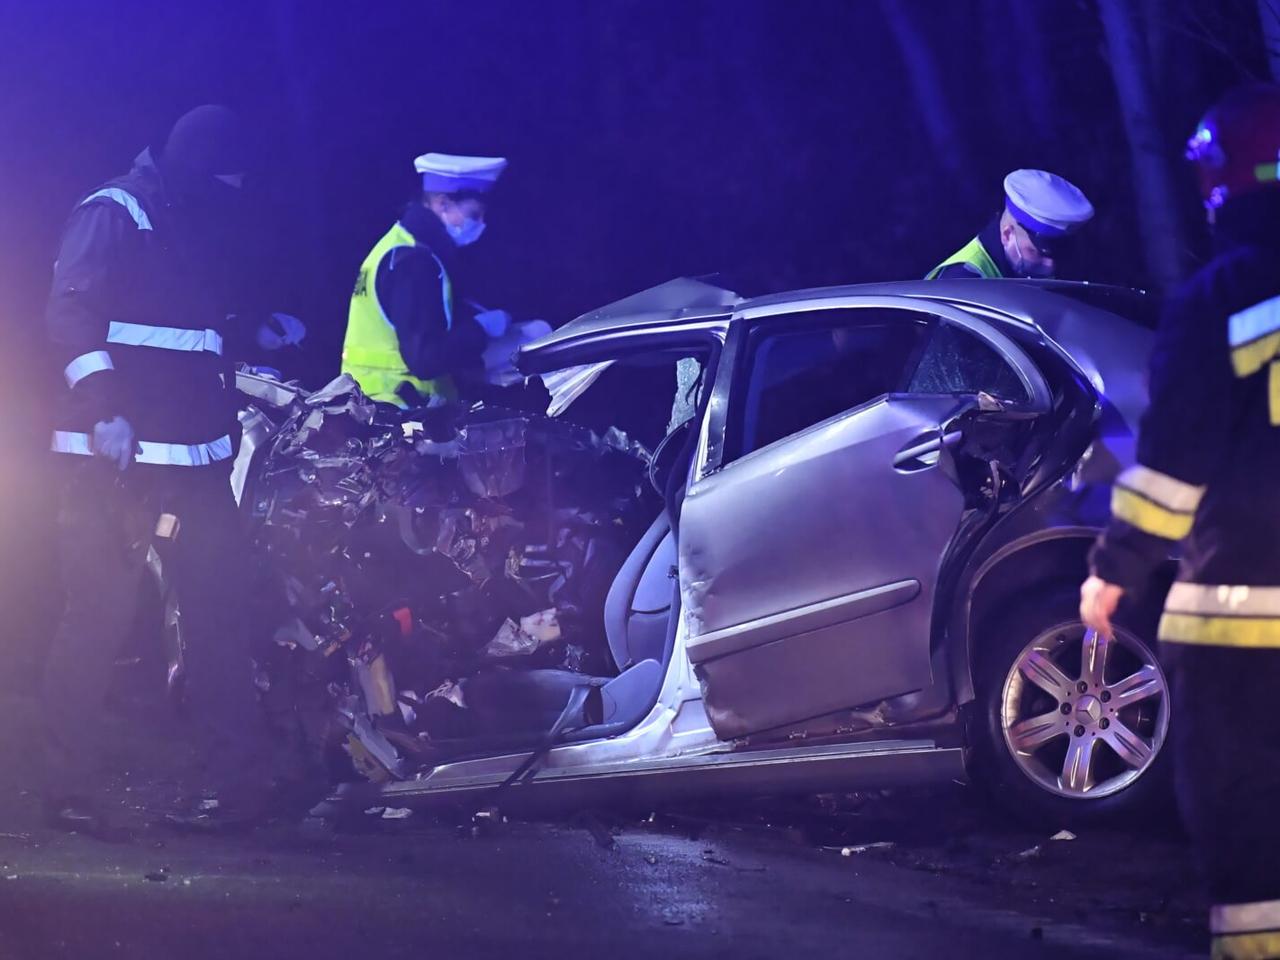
163, 371, 657, 786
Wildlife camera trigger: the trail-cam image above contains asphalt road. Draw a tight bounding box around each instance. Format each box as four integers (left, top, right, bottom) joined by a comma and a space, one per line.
0, 784, 1204, 960
0, 659, 1206, 960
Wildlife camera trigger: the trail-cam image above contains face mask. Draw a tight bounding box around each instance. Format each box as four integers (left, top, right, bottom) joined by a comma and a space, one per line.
446, 216, 486, 247
1004, 227, 1054, 278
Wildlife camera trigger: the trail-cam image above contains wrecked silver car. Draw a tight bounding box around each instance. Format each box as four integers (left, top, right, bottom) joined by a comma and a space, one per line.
213, 277, 1163, 826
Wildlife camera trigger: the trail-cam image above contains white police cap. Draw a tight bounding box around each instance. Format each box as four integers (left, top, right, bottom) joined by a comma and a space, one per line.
414, 153, 508, 194
1003, 169, 1094, 237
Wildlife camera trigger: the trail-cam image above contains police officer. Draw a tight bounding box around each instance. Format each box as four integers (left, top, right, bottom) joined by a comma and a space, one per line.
44, 105, 300, 835
342, 153, 513, 407
926, 169, 1094, 279
1081, 85, 1280, 960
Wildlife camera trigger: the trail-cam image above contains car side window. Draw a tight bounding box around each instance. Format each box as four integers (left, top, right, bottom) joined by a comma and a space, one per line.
732, 310, 931, 460
907, 323, 1028, 402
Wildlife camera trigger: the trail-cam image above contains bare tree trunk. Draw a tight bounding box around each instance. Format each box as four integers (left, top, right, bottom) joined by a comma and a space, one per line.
1259, 0, 1280, 82
269, 0, 324, 269
877, 0, 972, 187
1006, 0, 1058, 151
1098, 0, 1186, 290
1141, 0, 1170, 85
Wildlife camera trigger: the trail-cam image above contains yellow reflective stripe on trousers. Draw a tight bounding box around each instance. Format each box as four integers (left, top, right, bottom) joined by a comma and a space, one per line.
1161, 582, 1280, 648
1111, 486, 1195, 540
1160, 614, 1280, 649
1213, 929, 1280, 960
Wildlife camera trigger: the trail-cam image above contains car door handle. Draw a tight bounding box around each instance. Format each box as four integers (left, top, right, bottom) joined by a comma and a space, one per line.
893, 431, 962, 471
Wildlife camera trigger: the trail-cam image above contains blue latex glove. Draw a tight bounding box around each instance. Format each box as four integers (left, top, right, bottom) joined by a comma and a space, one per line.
93, 416, 137, 471
256, 312, 307, 351
243, 365, 283, 380
474, 308, 512, 338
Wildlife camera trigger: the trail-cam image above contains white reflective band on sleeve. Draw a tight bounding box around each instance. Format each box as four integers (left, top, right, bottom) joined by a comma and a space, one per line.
1115, 465, 1206, 512
51, 431, 233, 466
1230, 295, 1280, 348
50, 431, 93, 456
80, 188, 153, 231
107, 321, 223, 355
1212, 898, 1280, 934
63, 350, 114, 387
1166, 582, 1280, 618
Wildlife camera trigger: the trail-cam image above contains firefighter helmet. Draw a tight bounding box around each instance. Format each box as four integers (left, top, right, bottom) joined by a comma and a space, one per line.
1186, 83, 1280, 210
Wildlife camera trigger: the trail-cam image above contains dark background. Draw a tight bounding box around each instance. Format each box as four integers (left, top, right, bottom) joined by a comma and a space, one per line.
0, 0, 1268, 655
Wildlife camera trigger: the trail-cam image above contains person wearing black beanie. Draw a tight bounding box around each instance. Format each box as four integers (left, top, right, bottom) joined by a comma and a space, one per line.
42, 105, 308, 837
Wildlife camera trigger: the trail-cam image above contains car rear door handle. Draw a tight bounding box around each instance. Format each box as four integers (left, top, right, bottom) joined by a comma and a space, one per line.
893, 431, 962, 471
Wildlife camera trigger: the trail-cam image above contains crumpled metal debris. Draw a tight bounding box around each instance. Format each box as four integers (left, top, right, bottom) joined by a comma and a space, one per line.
248, 375, 655, 782
483, 610, 562, 660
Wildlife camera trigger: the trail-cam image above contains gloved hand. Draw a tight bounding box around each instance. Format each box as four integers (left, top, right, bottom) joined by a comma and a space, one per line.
474, 308, 512, 338
243, 365, 282, 380
256, 312, 307, 351
482, 320, 550, 386
92, 416, 137, 471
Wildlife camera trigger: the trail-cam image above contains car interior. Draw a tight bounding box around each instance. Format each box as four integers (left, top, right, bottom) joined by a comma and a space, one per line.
433, 349, 713, 760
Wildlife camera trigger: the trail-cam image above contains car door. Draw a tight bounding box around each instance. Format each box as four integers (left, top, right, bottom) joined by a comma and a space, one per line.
680, 297, 1049, 738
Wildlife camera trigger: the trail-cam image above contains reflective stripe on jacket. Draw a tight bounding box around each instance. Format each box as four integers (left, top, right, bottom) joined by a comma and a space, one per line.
1090, 194, 1280, 649
47, 150, 239, 464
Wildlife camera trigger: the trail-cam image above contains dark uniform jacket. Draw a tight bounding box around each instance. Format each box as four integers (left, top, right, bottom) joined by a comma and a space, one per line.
47, 149, 249, 468
375, 203, 486, 382
1090, 191, 1280, 647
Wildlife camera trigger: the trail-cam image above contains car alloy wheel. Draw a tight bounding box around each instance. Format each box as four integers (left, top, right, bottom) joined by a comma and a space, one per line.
999, 621, 1169, 800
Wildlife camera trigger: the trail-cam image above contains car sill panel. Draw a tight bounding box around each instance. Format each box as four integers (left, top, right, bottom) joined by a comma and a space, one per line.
330, 740, 966, 812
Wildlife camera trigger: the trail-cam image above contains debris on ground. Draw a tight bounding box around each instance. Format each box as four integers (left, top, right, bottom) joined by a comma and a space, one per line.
242, 375, 655, 783
837, 842, 896, 856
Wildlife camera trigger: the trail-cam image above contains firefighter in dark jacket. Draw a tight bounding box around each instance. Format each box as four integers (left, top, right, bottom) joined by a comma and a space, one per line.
926, 169, 1094, 280
44, 105, 302, 835
342, 152, 511, 407
1082, 85, 1280, 960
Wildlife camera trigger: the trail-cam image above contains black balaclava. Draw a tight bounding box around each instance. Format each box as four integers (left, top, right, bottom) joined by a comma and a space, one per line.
161, 105, 247, 189
159, 105, 250, 261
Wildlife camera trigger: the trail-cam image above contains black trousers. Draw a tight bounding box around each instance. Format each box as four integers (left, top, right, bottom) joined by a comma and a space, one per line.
1165, 643, 1280, 909
42, 461, 273, 805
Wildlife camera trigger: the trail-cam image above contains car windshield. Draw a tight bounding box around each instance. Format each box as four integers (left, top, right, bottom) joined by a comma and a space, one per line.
543, 349, 713, 452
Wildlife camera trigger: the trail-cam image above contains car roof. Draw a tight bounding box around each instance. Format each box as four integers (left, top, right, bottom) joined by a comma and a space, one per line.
524, 276, 1154, 436
528, 277, 744, 353
529, 276, 1152, 352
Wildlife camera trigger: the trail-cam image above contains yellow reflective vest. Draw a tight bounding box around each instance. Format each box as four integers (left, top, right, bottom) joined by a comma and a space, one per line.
342, 221, 456, 406
925, 236, 1004, 280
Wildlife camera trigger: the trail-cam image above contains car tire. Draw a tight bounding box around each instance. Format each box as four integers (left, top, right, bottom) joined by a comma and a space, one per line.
970, 587, 1173, 828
